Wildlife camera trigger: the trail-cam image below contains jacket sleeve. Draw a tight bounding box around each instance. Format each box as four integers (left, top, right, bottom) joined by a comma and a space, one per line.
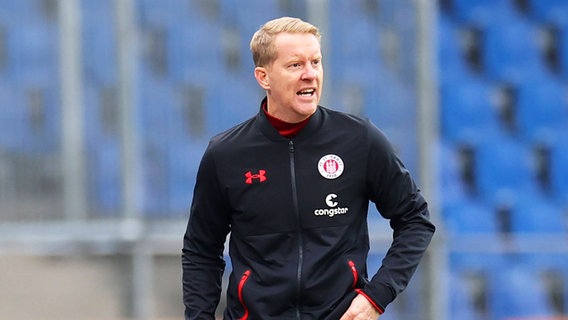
182, 144, 231, 320
362, 122, 436, 312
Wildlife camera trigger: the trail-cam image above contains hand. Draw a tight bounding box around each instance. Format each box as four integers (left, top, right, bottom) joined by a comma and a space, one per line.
339, 294, 380, 320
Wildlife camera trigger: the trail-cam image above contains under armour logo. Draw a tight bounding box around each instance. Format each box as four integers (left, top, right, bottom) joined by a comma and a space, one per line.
245, 170, 267, 184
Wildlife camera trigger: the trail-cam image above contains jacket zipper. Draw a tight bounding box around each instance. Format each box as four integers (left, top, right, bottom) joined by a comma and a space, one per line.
238, 270, 251, 320
289, 140, 303, 320
348, 260, 359, 289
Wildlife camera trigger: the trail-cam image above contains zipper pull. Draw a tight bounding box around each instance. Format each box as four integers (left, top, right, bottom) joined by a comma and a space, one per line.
289, 140, 294, 153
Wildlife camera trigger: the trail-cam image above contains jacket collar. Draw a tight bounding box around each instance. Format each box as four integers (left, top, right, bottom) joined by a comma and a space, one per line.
256, 97, 323, 142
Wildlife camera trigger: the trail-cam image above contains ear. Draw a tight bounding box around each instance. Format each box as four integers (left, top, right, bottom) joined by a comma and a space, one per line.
254, 67, 270, 90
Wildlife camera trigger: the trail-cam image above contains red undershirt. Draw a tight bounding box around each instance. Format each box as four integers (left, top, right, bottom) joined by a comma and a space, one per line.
262, 101, 311, 139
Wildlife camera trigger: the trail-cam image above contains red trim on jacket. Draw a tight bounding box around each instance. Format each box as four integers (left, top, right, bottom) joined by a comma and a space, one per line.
262, 101, 311, 139
238, 270, 251, 320
355, 289, 385, 314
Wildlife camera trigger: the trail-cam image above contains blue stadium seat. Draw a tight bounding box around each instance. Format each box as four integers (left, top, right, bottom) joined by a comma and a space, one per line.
450, 0, 518, 27
482, 14, 550, 83
440, 78, 501, 144
561, 25, 568, 80
220, 0, 288, 77
0, 83, 20, 151
137, 77, 182, 143
207, 73, 261, 134
82, 86, 122, 215
167, 18, 223, 84
444, 200, 498, 235
489, 265, 555, 319
437, 15, 474, 84
165, 139, 207, 217
328, 0, 383, 83
86, 138, 122, 216
0, 0, 55, 25
139, 137, 207, 218
516, 76, 568, 143
509, 194, 566, 234
523, 0, 568, 25
6, 21, 59, 84
136, 0, 187, 29
448, 274, 481, 320
139, 143, 169, 216
439, 142, 472, 206
81, 0, 117, 86
220, 0, 283, 36
0, 0, 59, 82
361, 74, 419, 174
4, 83, 61, 155
475, 135, 538, 202
550, 141, 568, 203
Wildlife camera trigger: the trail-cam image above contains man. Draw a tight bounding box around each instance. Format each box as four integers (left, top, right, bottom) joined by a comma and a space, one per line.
182, 17, 435, 320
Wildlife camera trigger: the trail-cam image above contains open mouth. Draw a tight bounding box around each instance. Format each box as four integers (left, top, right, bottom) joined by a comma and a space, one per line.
297, 89, 315, 97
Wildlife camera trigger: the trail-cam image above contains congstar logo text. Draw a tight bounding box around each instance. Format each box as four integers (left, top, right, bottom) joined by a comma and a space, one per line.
314, 193, 349, 217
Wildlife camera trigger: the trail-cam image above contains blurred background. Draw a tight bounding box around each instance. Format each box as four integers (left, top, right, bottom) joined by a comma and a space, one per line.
0, 0, 567, 319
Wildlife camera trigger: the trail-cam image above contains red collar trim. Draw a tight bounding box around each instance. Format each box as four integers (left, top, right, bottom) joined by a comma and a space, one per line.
262, 101, 311, 139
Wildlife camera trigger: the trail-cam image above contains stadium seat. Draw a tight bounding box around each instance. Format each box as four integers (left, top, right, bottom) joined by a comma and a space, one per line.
86, 138, 122, 216
437, 15, 475, 83
0, 0, 55, 25
444, 199, 499, 235
439, 142, 473, 205
0, 84, 20, 151
440, 78, 501, 144
560, 25, 568, 80
449, 250, 507, 320
165, 139, 207, 217
207, 73, 261, 134
509, 193, 566, 234
523, 0, 568, 25
4, 83, 61, 155
550, 141, 568, 203
139, 142, 169, 216
328, 0, 383, 83
7, 21, 59, 84
139, 137, 207, 218
82, 85, 122, 216
81, 0, 117, 86
361, 74, 419, 174
482, 14, 550, 83
475, 135, 538, 202
516, 76, 568, 143
83, 86, 119, 146
136, 0, 187, 29
167, 18, 223, 84
489, 265, 555, 319
449, 0, 518, 27
448, 273, 481, 320
220, 0, 283, 36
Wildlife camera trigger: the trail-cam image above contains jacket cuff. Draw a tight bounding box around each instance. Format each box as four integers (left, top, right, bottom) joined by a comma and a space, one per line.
355, 289, 384, 314
358, 282, 396, 314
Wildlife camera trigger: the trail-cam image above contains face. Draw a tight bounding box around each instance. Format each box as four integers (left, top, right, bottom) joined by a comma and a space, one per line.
255, 32, 323, 123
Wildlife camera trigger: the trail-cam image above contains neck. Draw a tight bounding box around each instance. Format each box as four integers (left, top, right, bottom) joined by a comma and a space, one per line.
262, 101, 311, 139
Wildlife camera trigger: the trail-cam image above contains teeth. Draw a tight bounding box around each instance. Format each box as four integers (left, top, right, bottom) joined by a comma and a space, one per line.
298, 89, 315, 96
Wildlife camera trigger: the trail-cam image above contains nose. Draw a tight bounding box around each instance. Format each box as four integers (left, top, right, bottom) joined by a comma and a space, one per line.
301, 65, 317, 80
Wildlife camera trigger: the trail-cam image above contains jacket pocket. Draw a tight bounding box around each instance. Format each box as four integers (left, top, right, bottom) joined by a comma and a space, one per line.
348, 260, 369, 289
238, 270, 251, 320
348, 260, 358, 289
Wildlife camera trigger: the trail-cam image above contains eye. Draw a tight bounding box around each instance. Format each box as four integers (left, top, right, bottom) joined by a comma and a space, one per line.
290, 62, 301, 68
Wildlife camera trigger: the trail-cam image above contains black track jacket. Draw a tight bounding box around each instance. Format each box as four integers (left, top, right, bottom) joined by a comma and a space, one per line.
183, 102, 435, 319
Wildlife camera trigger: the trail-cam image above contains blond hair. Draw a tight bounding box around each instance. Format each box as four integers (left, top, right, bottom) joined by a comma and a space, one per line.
250, 17, 321, 67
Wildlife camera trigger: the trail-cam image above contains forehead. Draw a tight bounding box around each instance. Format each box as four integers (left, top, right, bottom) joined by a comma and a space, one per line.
273, 32, 321, 59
